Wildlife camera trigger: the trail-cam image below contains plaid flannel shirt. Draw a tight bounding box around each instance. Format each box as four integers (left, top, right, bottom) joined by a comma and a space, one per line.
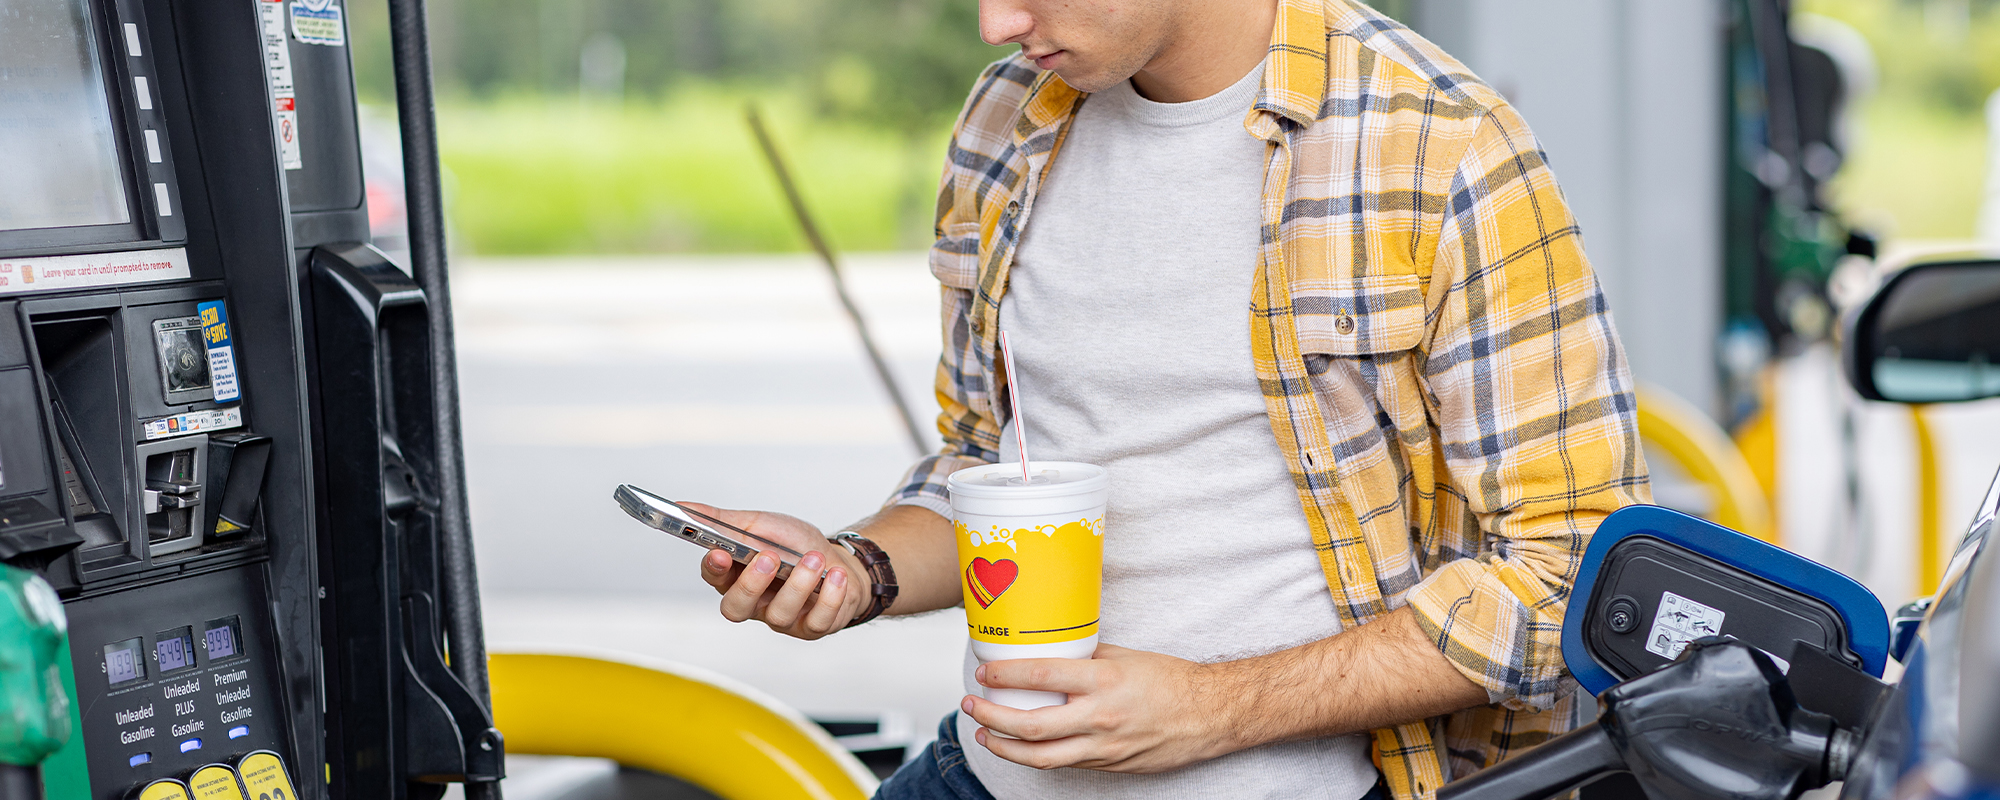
886, 1, 1651, 796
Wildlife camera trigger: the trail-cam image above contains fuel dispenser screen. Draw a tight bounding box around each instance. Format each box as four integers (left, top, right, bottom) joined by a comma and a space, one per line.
0, 0, 134, 231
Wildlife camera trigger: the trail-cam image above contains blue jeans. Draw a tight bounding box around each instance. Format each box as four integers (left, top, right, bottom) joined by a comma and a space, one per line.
874, 713, 1389, 800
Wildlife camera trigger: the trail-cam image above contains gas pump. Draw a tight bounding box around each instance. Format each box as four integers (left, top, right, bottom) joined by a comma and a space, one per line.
0, 1, 501, 798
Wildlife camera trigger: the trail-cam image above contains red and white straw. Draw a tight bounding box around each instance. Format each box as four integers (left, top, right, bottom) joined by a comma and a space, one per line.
999, 330, 1031, 482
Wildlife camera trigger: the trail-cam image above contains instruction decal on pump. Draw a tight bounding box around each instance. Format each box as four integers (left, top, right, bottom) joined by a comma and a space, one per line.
0, 248, 191, 296
1644, 591, 1727, 661
144, 408, 244, 441
290, 0, 345, 46
258, 0, 303, 169
198, 301, 241, 403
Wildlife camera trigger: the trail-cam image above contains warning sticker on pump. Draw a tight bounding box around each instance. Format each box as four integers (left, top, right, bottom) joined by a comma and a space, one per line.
258, 0, 303, 169
1645, 591, 1726, 661
274, 98, 301, 170
291, 0, 345, 45
144, 407, 244, 441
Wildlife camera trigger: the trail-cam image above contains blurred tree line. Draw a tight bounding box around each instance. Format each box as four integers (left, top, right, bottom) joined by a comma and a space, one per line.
348, 0, 1008, 135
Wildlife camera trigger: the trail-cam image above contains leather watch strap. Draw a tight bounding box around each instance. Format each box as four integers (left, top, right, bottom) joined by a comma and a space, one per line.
831, 531, 898, 629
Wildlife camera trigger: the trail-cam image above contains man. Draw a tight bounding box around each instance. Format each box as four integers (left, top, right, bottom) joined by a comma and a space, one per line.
691, 0, 1651, 797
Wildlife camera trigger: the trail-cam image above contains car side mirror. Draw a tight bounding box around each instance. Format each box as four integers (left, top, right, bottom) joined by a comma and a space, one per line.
1844, 257, 2000, 403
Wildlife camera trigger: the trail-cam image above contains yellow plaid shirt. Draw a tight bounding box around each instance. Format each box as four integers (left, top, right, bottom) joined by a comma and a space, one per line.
887, 1, 1652, 796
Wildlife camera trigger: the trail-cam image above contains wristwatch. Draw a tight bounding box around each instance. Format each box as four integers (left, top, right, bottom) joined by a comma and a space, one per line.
830, 531, 898, 629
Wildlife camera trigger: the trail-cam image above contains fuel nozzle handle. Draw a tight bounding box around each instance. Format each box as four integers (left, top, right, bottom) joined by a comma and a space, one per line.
1440, 639, 1845, 800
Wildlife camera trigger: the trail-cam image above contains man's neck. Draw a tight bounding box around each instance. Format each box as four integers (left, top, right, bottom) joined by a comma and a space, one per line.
1128, 0, 1279, 103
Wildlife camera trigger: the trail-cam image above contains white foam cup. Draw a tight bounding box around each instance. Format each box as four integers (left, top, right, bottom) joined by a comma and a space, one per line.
948, 461, 1109, 710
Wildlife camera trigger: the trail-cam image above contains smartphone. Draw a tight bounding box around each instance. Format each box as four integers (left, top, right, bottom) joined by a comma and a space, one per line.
613, 484, 805, 581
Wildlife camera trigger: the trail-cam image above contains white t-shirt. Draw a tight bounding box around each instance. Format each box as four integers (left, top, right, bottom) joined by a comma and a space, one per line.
958, 60, 1378, 800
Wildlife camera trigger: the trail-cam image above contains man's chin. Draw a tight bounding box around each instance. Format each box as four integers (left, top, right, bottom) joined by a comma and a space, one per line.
1047, 66, 1126, 94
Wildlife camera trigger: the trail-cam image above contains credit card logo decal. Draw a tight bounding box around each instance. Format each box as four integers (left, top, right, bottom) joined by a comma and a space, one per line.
143, 407, 244, 441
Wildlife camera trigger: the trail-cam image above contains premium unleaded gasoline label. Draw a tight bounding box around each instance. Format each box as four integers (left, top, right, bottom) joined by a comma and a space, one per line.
956, 514, 1103, 645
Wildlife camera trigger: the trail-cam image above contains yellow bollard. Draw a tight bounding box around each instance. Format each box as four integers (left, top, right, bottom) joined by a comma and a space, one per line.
1909, 405, 1942, 594
1636, 386, 1777, 544
487, 651, 877, 800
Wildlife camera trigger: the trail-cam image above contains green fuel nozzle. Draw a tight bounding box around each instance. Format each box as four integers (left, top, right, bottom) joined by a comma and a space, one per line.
0, 563, 71, 767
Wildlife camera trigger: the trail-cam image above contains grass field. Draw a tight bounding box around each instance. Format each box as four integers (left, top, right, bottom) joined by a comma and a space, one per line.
1831, 95, 1990, 240
437, 86, 951, 254
1799, 0, 1998, 240
432, 8, 1997, 256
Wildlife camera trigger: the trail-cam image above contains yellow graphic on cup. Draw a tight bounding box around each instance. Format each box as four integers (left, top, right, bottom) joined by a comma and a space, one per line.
956, 516, 1103, 646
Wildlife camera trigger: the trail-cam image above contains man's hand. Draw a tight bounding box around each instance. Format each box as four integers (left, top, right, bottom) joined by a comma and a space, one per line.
960, 644, 1230, 773
685, 503, 867, 640
962, 607, 1490, 772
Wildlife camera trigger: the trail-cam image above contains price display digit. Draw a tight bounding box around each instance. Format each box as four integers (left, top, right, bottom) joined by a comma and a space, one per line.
203, 617, 240, 660
156, 627, 194, 673
104, 638, 145, 685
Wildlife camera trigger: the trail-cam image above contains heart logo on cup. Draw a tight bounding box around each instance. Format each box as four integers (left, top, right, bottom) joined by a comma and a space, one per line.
965, 557, 1018, 608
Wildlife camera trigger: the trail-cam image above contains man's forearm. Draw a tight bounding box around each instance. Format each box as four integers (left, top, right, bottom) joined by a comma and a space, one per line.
1209, 606, 1490, 751
848, 504, 962, 615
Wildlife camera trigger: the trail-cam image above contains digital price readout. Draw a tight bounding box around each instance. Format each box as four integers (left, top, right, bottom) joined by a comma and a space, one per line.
155, 627, 195, 674
105, 638, 146, 685
203, 617, 240, 660
101, 618, 243, 691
